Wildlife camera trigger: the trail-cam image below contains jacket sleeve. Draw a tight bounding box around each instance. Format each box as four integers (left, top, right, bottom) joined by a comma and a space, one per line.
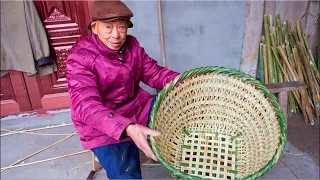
66, 53, 133, 140
140, 47, 180, 90
24, 1, 52, 67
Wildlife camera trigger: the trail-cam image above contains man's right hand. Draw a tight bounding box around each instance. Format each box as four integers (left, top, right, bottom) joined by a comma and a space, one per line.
125, 124, 160, 161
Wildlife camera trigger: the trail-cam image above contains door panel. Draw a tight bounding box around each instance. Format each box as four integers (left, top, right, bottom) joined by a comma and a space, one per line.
0, 71, 32, 116
26, 1, 92, 110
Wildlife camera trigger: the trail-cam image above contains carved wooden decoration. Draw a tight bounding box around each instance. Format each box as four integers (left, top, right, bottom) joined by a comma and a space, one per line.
44, 8, 81, 80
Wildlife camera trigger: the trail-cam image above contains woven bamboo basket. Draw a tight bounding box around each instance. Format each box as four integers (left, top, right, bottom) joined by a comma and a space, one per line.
149, 66, 286, 179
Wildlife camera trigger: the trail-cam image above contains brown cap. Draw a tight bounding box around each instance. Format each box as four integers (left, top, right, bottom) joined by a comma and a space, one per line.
88, 0, 133, 30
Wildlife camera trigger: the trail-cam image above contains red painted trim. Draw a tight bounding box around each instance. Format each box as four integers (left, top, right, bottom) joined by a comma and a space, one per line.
41, 92, 70, 109
0, 99, 20, 117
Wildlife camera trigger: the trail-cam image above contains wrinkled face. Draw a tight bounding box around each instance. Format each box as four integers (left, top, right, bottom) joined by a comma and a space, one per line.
91, 19, 128, 50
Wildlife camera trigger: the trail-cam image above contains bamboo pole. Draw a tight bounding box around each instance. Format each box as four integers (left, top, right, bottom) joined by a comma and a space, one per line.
264, 15, 276, 83
157, 0, 166, 67
1, 123, 73, 137
302, 33, 320, 82
263, 45, 269, 84
0, 150, 89, 171
318, 15, 320, 72
271, 34, 279, 82
286, 44, 295, 68
297, 42, 319, 122
1, 131, 77, 173
259, 43, 265, 84
296, 20, 304, 43
276, 14, 283, 46
293, 47, 314, 125
278, 47, 298, 81
273, 48, 303, 110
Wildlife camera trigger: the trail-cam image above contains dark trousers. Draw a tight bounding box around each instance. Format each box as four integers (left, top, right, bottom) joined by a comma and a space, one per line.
91, 141, 142, 179
91, 97, 156, 179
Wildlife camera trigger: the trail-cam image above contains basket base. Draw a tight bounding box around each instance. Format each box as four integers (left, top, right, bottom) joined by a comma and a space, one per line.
178, 131, 239, 179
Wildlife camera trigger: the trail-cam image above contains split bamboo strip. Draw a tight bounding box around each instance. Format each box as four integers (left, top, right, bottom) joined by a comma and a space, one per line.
0, 150, 89, 171
1, 131, 77, 173
263, 45, 269, 84
1, 123, 73, 137
70, 161, 92, 170
1, 128, 74, 136
1, 128, 24, 136
278, 47, 298, 81
279, 160, 300, 180
293, 47, 314, 125
141, 163, 162, 166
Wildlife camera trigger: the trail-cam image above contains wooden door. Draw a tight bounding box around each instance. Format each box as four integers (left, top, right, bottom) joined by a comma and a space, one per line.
0, 1, 93, 116
26, 1, 92, 110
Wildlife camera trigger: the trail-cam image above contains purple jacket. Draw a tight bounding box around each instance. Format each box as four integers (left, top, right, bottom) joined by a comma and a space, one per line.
66, 33, 179, 150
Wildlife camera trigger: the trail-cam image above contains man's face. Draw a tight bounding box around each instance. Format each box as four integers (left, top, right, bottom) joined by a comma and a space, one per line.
91, 19, 128, 50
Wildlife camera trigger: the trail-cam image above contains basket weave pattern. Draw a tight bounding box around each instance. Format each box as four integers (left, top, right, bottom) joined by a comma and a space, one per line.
149, 66, 286, 179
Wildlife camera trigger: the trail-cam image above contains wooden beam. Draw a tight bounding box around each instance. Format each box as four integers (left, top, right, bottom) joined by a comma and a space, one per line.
265, 81, 305, 94
239, 1, 264, 77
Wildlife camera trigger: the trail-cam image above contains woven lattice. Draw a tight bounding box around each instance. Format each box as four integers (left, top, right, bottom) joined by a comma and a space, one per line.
149, 66, 286, 179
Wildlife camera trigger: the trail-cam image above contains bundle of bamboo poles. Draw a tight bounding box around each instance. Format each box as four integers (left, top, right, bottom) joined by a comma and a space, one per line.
259, 14, 320, 125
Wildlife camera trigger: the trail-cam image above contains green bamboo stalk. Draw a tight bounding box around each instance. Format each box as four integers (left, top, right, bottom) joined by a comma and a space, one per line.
302, 33, 320, 81
263, 45, 269, 84
293, 47, 313, 125
289, 32, 296, 48
276, 14, 284, 46
259, 43, 265, 84
286, 44, 295, 68
278, 47, 299, 81
297, 42, 319, 123
288, 92, 296, 114
318, 18, 320, 71
283, 21, 289, 45
296, 20, 304, 44
271, 33, 279, 82
264, 15, 276, 83
273, 48, 303, 110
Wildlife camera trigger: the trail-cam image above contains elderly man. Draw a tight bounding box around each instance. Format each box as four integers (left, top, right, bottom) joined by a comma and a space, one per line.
66, 0, 179, 179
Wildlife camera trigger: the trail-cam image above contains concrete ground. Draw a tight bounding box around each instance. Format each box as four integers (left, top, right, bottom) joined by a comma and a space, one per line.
1, 109, 319, 180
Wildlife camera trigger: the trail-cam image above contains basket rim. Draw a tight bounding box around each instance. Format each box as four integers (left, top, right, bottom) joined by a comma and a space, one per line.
148, 66, 287, 179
